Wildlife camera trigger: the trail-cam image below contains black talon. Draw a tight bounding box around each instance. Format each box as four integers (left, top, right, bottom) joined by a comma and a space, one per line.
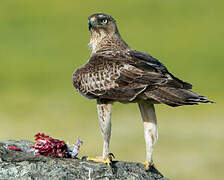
81, 156, 88, 160
144, 161, 155, 171
146, 164, 153, 171
108, 153, 115, 160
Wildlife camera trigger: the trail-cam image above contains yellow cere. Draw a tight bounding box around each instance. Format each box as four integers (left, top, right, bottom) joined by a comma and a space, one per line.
90, 17, 96, 22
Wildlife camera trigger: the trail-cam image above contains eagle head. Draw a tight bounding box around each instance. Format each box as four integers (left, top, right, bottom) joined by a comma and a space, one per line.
88, 13, 117, 33
88, 13, 128, 52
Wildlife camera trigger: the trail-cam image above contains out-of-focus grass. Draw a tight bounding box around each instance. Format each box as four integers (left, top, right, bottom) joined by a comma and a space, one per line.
0, 0, 223, 179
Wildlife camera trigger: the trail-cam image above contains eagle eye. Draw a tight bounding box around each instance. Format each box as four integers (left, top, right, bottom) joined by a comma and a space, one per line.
100, 19, 108, 25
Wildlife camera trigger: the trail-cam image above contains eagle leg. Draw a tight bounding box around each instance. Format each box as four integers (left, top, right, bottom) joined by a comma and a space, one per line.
138, 101, 158, 170
87, 100, 113, 165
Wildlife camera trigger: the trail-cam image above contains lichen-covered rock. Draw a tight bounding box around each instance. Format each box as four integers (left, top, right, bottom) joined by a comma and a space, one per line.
0, 140, 169, 180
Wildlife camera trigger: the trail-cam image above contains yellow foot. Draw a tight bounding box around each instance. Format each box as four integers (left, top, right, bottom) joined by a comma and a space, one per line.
87, 153, 115, 166
143, 161, 154, 171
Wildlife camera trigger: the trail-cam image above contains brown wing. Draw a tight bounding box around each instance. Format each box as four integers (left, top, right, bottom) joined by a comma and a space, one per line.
128, 50, 212, 106
73, 50, 193, 102
73, 52, 146, 101
128, 50, 192, 89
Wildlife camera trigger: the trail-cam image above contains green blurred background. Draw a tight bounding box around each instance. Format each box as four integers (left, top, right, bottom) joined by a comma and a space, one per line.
0, 0, 223, 179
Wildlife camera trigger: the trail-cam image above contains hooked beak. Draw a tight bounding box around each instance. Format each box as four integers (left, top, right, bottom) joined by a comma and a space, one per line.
88, 17, 96, 30
88, 20, 94, 30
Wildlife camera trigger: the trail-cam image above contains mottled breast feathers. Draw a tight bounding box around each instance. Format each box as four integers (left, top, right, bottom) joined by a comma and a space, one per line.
73, 50, 192, 103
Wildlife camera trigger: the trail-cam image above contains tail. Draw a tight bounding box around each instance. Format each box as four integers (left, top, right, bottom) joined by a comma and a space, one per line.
145, 87, 214, 107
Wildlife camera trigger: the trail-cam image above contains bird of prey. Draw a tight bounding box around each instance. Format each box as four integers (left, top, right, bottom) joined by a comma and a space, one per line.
73, 13, 213, 169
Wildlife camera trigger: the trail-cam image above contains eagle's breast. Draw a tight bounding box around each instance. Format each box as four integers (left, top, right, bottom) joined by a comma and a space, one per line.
73, 59, 121, 99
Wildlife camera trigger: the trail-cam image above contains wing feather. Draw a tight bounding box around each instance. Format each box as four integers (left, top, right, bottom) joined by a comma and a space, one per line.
73, 50, 192, 102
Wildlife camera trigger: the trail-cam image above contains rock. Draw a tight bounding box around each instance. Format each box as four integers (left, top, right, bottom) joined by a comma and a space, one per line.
0, 140, 169, 180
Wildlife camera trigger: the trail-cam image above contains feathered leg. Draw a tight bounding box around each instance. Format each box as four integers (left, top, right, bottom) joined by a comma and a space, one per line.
138, 101, 158, 170
87, 100, 113, 165
97, 100, 112, 159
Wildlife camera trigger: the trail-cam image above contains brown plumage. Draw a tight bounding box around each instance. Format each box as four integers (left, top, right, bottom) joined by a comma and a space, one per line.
72, 13, 213, 167
73, 14, 212, 106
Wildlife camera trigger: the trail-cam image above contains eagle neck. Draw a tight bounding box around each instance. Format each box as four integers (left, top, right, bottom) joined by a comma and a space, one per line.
89, 30, 129, 53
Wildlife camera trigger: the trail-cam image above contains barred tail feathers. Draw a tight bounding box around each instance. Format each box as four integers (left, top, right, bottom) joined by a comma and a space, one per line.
145, 87, 213, 107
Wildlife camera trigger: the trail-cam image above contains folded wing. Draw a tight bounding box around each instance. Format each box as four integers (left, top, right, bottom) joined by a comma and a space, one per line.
73, 50, 212, 106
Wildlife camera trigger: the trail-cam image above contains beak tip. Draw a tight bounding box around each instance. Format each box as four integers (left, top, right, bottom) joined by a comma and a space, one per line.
88, 17, 96, 31
88, 21, 92, 30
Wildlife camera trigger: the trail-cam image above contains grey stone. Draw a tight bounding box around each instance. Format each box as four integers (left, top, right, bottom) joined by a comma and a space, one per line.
0, 140, 169, 180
